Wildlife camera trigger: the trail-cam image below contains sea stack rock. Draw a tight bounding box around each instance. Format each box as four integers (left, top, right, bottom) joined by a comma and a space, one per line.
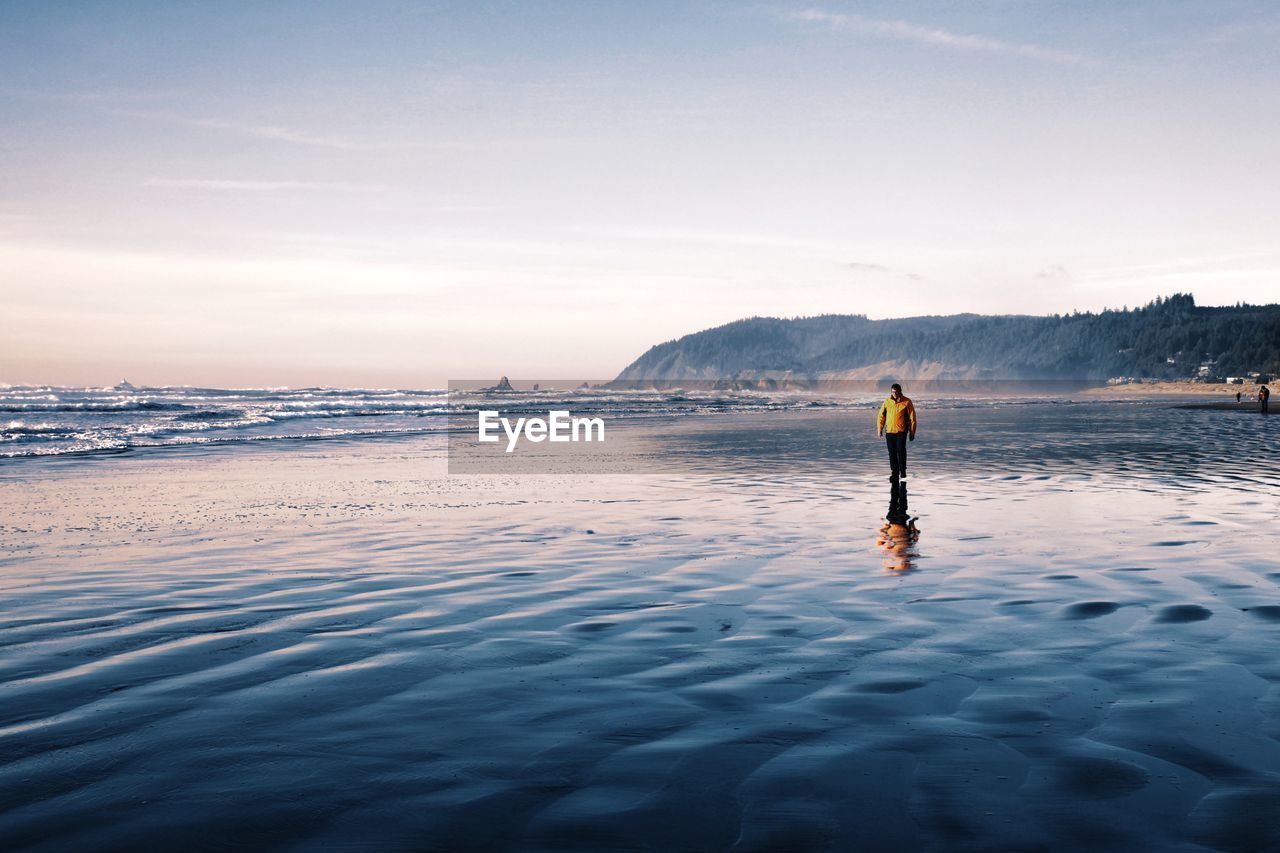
492, 376, 514, 392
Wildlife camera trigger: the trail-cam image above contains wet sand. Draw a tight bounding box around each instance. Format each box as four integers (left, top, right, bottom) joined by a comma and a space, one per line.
2, 406, 1279, 851
1176, 401, 1270, 413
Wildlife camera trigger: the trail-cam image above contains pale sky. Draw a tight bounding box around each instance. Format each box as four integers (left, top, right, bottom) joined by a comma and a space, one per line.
2, 1, 1278, 387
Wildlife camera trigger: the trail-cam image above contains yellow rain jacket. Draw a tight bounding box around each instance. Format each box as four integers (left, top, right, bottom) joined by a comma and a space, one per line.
877, 395, 917, 435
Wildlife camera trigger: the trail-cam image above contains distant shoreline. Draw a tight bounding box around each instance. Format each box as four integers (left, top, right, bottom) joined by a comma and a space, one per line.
1174, 401, 1272, 411
1078, 381, 1268, 399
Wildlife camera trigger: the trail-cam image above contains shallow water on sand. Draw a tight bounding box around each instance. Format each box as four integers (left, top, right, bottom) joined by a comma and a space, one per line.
1, 403, 1278, 851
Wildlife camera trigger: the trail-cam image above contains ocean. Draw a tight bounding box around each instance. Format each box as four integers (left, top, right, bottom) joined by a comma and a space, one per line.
0, 384, 854, 459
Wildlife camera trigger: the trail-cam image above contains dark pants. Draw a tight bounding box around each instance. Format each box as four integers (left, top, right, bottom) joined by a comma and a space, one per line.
1264, 398, 1270, 414
885, 431, 908, 476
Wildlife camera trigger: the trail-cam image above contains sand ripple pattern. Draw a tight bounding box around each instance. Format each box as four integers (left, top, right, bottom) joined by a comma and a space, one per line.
1, 411, 1279, 850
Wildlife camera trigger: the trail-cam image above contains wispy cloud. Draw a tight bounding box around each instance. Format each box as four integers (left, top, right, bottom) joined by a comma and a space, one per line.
787, 9, 1096, 66
1, 90, 403, 150
94, 107, 414, 151
1036, 263, 1071, 281
0, 85, 185, 104
145, 113, 411, 151
144, 178, 387, 193
187, 116, 411, 151
7, 89, 582, 152
846, 261, 921, 281
572, 225, 830, 251
115, 108, 579, 152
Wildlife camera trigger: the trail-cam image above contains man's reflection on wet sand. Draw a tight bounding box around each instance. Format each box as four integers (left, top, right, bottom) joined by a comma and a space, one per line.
877, 480, 920, 573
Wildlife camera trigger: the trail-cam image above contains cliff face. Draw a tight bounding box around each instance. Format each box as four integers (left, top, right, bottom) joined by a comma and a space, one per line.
614, 296, 1280, 383
616, 314, 980, 382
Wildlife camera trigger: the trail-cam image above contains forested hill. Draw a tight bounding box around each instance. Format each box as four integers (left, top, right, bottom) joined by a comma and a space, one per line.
615, 295, 1280, 382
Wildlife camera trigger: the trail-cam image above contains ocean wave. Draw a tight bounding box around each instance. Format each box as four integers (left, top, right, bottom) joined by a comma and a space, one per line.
183, 409, 249, 421
0, 400, 191, 412
2, 420, 63, 435
0, 425, 446, 458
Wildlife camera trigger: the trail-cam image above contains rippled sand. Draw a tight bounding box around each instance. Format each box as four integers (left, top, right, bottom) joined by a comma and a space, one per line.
2, 406, 1279, 851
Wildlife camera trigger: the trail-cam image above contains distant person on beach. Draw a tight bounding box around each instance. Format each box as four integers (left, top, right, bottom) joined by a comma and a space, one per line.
1236, 391, 1242, 404
1261, 385, 1270, 414
877, 383, 917, 481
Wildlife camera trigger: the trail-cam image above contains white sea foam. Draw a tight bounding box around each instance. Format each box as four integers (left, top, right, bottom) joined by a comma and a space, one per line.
0, 385, 862, 458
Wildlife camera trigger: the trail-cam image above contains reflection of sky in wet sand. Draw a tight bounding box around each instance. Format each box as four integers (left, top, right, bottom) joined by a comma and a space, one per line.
878, 481, 920, 573
633, 402, 1279, 491
0, 401, 1278, 850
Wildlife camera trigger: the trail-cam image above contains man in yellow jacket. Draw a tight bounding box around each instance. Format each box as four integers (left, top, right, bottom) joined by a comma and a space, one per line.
876, 383, 917, 481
